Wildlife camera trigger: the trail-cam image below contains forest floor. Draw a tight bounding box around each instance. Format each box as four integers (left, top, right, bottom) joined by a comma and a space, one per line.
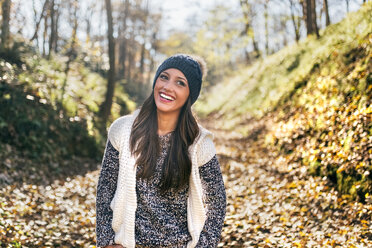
0, 117, 371, 248
203, 116, 371, 247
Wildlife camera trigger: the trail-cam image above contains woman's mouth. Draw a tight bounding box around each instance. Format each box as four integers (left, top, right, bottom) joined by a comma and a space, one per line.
160, 92, 175, 102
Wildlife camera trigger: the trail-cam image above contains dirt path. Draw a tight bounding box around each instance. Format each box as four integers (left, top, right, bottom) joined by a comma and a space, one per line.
0, 123, 371, 247
206, 119, 372, 247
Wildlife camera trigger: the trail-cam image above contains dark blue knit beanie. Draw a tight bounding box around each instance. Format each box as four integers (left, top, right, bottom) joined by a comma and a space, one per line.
152, 54, 203, 105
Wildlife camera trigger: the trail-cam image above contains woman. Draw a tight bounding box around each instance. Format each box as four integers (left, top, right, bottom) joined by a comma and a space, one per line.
96, 54, 226, 248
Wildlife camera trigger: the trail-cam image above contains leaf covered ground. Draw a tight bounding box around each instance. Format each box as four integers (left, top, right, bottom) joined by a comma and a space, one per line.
208, 117, 371, 247
1, 118, 371, 247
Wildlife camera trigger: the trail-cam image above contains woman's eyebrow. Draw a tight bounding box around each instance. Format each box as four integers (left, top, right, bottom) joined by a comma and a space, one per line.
177, 76, 187, 81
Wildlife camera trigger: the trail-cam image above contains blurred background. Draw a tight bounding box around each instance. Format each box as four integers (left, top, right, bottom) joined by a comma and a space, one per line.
0, 0, 371, 247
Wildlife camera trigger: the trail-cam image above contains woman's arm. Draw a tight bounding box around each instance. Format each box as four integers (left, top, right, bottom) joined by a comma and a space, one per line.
96, 140, 120, 247
196, 155, 227, 248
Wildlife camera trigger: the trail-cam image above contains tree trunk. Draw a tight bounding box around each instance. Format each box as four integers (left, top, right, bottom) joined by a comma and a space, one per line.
118, 0, 129, 79
345, 0, 350, 12
60, 0, 79, 103
147, 31, 157, 84
42, 9, 48, 57
84, 1, 95, 43
303, 0, 319, 37
1, 0, 11, 49
31, 0, 50, 42
311, 0, 319, 38
264, 0, 269, 55
70, 0, 78, 53
86, 18, 91, 43
48, 0, 55, 58
147, 52, 155, 84
252, 37, 260, 59
54, 2, 60, 53
281, 18, 288, 47
303, 0, 313, 35
289, 0, 300, 42
118, 39, 127, 78
32, 0, 39, 48
239, 0, 261, 61
139, 42, 145, 80
323, 0, 331, 26
139, 0, 149, 82
127, 39, 133, 82
100, 0, 116, 122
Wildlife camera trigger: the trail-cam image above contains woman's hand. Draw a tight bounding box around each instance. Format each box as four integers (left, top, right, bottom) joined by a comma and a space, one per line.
104, 245, 124, 248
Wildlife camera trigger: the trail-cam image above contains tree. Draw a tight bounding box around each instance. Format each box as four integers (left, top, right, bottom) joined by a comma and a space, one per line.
323, 0, 331, 26
264, 0, 269, 55
30, 0, 49, 43
42, 3, 48, 56
60, 0, 79, 103
1, 0, 11, 49
117, 0, 130, 80
239, 0, 261, 62
83, 0, 96, 44
288, 0, 301, 42
100, 0, 116, 122
302, 0, 319, 37
48, 0, 61, 57
139, 0, 150, 82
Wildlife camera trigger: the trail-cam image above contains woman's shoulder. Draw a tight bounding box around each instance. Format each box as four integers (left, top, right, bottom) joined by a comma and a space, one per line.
107, 109, 140, 150
196, 124, 214, 145
195, 125, 216, 166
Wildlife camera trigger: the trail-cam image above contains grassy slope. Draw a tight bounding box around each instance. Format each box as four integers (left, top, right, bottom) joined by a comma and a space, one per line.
195, 2, 371, 126
196, 2, 371, 201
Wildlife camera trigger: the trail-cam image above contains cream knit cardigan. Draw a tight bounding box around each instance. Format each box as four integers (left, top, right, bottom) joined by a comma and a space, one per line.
107, 110, 216, 248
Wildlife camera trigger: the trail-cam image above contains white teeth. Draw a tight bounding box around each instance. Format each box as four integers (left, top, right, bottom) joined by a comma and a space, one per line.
160, 93, 174, 101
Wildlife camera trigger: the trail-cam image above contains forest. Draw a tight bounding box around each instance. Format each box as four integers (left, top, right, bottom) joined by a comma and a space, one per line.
0, 0, 371, 247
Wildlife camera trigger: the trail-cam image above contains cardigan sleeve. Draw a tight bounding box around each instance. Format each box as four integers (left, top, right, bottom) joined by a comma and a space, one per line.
196, 155, 226, 248
96, 140, 120, 247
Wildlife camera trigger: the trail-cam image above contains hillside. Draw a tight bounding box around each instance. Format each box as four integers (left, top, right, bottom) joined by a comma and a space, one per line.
196, 2, 371, 201
0, 42, 135, 186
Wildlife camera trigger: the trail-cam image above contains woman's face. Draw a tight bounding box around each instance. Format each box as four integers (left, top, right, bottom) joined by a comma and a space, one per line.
154, 68, 190, 116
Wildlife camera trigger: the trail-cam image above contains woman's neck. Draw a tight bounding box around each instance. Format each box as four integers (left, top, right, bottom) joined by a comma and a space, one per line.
157, 111, 179, 135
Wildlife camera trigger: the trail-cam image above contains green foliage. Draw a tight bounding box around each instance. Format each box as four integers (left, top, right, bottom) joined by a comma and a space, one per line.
0, 35, 136, 186
0, 82, 99, 161
118, 78, 151, 107
18, 53, 107, 119
195, 3, 371, 122
0, 38, 35, 66
198, 3, 372, 202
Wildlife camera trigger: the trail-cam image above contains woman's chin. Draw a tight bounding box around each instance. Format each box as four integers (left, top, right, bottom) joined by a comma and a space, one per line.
156, 105, 181, 116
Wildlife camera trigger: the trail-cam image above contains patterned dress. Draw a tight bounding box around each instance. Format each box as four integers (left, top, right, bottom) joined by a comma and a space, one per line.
96, 133, 226, 247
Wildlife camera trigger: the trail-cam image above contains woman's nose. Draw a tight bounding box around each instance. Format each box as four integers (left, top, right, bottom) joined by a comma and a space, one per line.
162, 80, 172, 91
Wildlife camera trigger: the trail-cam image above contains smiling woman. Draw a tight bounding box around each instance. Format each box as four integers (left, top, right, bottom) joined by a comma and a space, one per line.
96, 54, 226, 248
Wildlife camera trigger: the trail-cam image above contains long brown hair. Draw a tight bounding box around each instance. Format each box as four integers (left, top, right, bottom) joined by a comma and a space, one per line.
129, 92, 200, 192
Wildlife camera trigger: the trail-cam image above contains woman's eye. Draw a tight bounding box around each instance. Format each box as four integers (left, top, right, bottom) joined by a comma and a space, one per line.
160, 74, 168, 80
177, 81, 186, 87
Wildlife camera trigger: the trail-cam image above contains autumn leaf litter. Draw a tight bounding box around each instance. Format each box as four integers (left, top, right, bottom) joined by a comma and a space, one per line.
0, 120, 371, 247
